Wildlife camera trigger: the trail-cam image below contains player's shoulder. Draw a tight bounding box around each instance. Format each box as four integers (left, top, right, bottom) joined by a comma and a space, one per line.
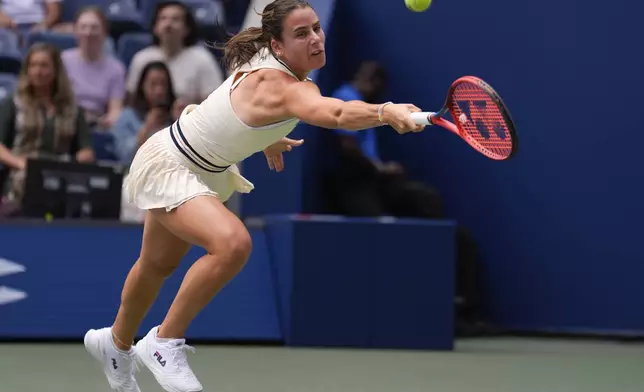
260, 70, 316, 91
256, 68, 294, 81
284, 76, 319, 96
252, 69, 297, 91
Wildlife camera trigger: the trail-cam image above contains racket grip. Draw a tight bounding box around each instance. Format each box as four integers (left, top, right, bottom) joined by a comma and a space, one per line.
411, 112, 435, 125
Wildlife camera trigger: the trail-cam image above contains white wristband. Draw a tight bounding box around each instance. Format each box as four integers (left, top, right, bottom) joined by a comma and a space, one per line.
378, 102, 393, 123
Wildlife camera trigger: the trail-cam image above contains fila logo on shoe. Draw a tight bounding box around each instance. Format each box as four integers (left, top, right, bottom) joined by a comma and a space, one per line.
154, 351, 166, 367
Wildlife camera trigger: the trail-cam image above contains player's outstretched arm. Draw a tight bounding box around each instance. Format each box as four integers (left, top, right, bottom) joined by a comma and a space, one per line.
282, 81, 425, 134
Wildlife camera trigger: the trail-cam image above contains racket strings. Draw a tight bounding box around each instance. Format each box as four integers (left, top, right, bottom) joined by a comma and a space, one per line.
450, 83, 513, 159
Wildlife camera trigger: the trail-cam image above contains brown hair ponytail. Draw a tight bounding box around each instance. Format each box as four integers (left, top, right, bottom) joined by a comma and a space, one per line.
221, 26, 267, 71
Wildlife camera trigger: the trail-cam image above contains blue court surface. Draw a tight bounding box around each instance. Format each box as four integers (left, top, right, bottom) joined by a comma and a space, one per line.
1, 337, 642, 391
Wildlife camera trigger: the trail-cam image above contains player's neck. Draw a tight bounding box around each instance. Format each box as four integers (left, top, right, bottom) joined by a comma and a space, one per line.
273, 54, 308, 81
294, 70, 309, 81
286, 66, 309, 82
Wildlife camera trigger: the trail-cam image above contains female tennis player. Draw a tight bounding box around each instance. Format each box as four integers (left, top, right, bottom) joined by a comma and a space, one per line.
84, 1, 424, 391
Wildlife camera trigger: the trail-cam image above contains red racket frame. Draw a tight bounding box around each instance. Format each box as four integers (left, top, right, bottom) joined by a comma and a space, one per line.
429, 76, 518, 161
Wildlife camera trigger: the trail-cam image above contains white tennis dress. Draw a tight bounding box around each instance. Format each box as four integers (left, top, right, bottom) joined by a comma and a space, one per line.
123, 48, 310, 211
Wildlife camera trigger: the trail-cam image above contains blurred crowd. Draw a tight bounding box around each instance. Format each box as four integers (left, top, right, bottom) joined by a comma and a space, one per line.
0, 0, 444, 226
0, 0, 252, 216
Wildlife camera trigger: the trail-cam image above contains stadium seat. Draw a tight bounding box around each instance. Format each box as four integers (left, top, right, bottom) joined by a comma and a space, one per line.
222, 0, 249, 30
139, 0, 226, 28
183, 0, 225, 26
182, 0, 228, 46
105, 0, 146, 40
0, 51, 22, 75
24, 31, 77, 52
0, 29, 19, 53
92, 131, 119, 162
139, 0, 162, 27
61, 0, 83, 23
116, 32, 152, 68
24, 31, 115, 56
0, 73, 17, 100
104, 37, 117, 54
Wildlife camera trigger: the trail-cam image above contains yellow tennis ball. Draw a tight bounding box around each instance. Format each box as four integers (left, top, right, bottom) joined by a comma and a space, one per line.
405, 0, 432, 12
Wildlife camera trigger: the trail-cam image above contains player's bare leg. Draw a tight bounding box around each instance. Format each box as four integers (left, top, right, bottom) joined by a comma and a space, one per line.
85, 212, 190, 392
112, 212, 192, 349
135, 195, 252, 392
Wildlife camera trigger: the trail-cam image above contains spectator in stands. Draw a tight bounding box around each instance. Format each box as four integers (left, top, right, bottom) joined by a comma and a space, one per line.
0, 43, 93, 211
325, 61, 443, 219
111, 61, 177, 165
125, 1, 223, 104
62, 7, 126, 130
0, 0, 62, 36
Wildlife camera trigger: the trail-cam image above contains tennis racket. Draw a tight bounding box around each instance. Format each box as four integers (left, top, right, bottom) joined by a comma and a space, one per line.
411, 76, 518, 160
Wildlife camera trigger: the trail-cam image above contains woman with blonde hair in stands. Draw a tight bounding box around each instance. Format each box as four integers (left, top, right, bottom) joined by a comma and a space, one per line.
84, 1, 424, 391
0, 43, 94, 215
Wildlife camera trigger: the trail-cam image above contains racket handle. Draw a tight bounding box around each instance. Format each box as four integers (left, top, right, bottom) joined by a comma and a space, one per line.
411, 112, 435, 125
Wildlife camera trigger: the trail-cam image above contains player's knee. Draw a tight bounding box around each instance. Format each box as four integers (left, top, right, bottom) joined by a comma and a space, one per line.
206, 226, 252, 268
222, 228, 252, 265
230, 229, 253, 264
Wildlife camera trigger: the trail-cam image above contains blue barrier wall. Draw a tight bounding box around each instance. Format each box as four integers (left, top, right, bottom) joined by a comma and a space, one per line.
0, 217, 455, 349
0, 223, 280, 340
321, 0, 644, 333
262, 215, 455, 350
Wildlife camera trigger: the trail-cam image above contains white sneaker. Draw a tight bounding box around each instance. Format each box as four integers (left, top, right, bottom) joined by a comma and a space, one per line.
135, 326, 203, 392
84, 327, 141, 392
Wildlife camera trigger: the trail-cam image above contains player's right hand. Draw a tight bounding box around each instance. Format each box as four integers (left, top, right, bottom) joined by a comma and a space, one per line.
383, 103, 425, 134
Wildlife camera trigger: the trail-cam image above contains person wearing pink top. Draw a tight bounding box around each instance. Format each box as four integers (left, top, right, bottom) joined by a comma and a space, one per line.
62, 7, 125, 131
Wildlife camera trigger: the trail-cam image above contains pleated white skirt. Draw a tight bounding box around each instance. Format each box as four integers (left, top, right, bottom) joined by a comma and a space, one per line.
122, 127, 254, 212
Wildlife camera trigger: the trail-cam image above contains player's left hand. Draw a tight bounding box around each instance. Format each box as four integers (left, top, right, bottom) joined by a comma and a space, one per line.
263, 137, 304, 172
